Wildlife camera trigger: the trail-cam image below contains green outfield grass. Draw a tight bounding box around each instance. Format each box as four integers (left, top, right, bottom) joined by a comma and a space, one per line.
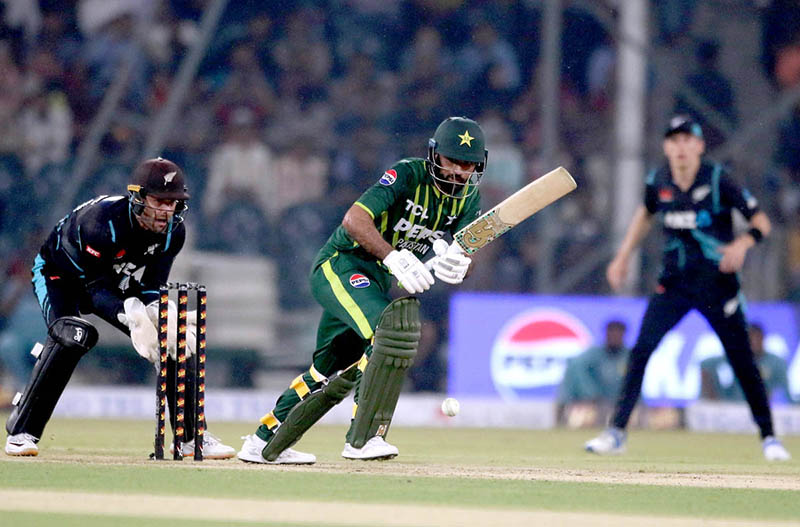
1, 416, 799, 526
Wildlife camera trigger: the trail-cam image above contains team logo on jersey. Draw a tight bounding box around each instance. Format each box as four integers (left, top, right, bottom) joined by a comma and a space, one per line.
664, 210, 697, 229
379, 169, 397, 186
349, 274, 371, 288
85, 245, 101, 258
658, 188, 674, 202
691, 185, 710, 202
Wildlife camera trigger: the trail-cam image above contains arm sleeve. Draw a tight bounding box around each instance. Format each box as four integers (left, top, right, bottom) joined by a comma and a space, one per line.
718, 172, 760, 220
78, 222, 126, 320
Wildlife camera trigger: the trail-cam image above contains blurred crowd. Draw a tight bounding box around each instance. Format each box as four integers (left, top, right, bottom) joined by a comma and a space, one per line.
1, 1, 800, 392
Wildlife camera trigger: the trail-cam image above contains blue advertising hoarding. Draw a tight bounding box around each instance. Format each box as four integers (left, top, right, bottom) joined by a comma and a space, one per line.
449, 292, 800, 406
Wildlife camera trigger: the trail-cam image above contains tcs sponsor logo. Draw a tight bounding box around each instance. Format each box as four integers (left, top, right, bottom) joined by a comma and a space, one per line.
349, 274, 371, 288
379, 169, 397, 186
490, 310, 592, 400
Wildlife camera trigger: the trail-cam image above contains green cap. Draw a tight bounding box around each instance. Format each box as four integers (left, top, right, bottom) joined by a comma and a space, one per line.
432, 117, 486, 163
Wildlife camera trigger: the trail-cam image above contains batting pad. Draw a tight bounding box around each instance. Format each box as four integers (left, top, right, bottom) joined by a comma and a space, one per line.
347, 297, 420, 449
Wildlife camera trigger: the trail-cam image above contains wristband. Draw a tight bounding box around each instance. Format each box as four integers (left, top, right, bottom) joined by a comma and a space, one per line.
748, 227, 764, 243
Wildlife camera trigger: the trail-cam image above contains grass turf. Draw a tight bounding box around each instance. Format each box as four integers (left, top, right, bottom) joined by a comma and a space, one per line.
1, 417, 799, 524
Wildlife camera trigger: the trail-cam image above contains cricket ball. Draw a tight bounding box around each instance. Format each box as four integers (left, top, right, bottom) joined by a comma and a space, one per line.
441, 397, 460, 417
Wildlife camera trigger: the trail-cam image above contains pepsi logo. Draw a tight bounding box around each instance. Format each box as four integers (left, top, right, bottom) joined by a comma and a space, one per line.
379, 169, 397, 186
349, 274, 371, 288
490, 310, 592, 400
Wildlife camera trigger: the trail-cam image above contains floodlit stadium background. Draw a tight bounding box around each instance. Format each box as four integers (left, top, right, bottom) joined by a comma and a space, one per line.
1, 1, 799, 431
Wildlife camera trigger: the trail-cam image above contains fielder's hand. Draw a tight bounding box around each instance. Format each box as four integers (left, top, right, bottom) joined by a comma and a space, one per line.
120, 297, 159, 363
429, 239, 471, 284
383, 249, 435, 294
145, 300, 196, 359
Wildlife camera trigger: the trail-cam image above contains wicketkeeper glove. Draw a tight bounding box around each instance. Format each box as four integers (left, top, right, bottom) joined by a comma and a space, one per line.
428, 239, 471, 284
145, 300, 196, 359
383, 248, 435, 294
118, 297, 159, 364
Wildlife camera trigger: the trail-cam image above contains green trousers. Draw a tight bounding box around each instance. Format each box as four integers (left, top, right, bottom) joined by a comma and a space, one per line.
257, 251, 392, 443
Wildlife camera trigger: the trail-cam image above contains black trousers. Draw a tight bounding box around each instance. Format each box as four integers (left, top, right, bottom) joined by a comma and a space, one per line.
611, 276, 775, 438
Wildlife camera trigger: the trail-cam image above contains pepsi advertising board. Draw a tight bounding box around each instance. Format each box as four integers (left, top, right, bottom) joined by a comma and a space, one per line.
449, 293, 800, 406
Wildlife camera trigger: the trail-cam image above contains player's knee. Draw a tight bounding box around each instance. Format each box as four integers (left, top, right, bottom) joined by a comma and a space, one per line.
47, 316, 99, 354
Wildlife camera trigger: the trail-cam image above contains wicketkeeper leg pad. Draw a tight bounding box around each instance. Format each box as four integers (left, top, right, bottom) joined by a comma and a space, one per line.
347, 296, 420, 448
262, 364, 359, 461
6, 316, 98, 437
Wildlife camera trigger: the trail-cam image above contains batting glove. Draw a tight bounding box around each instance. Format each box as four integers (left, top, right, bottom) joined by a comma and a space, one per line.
429, 239, 471, 284
145, 300, 196, 359
119, 297, 159, 364
383, 249, 435, 294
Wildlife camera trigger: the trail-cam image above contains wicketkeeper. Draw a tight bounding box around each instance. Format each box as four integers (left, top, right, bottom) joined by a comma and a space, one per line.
237, 117, 487, 464
5, 158, 234, 459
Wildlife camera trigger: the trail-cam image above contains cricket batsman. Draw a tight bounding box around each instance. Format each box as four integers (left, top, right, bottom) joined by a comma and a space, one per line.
237, 116, 487, 464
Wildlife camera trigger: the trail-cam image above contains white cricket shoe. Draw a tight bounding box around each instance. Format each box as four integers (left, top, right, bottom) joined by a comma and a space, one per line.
170, 431, 236, 459
763, 436, 791, 461
5, 433, 39, 456
342, 436, 399, 460
584, 427, 626, 455
237, 434, 316, 465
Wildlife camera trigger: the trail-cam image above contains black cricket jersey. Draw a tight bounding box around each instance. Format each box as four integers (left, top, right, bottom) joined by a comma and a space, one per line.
644, 160, 759, 285
37, 195, 185, 319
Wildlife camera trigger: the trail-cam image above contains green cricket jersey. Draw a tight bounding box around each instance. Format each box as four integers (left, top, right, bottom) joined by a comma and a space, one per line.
315, 158, 482, 266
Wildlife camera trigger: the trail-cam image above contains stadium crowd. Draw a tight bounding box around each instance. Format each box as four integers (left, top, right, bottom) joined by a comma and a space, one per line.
1, 0, 799, 393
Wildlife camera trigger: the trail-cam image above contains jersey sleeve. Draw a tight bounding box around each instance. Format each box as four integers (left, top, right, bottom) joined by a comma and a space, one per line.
643, 169, 660, 214
718, 172, 759, 220
353, 162, 412, 220
78, 218, 119, 285
79, 221, 127, 321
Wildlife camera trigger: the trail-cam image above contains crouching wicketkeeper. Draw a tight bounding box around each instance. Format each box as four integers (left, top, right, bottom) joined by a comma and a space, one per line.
5, 158, 234, 459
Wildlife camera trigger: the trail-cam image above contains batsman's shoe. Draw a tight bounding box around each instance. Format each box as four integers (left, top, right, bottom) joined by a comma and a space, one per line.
237, 434, 316, 465
763, 436, 791, 461
342, 436, 399, 460
584, 427, 626, 455
169, 432, 236, 459
5, 433, 39, 456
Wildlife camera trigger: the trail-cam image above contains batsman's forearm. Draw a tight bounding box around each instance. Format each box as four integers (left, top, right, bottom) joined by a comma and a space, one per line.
342, 205, 394, 260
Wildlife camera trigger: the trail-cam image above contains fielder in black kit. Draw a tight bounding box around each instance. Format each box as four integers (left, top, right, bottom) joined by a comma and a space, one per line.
585, 116, 791, 461
5, 158, 234, 458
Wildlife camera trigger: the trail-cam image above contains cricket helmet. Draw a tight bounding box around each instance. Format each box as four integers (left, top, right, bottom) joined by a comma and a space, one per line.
127, 157, 189, 222
427, 116, 487, 198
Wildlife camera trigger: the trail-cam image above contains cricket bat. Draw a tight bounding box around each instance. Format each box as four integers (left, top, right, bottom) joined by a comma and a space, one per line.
453, 166, 576, 254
